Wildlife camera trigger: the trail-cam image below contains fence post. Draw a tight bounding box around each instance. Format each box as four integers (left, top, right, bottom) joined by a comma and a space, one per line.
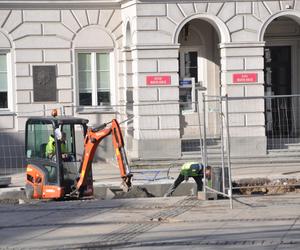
202, 93, 208, 195
219, 95, 226, 194
225, 94, 233, 209
196, 93, 204, 165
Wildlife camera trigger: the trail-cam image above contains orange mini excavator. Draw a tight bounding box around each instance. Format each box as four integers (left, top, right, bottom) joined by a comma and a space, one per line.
25, 111, 132, 199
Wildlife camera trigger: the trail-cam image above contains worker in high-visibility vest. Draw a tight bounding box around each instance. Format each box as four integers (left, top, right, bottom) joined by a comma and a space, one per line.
45, 132, 68, 160
164, 162, 211, 197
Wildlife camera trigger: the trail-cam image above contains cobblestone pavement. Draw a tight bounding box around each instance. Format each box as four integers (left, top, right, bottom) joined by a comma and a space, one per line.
0, 193, 299, 249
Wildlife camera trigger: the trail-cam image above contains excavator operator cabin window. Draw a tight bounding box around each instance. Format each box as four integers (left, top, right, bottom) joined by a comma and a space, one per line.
26, 123, 53, 159
78, 52, 111, 106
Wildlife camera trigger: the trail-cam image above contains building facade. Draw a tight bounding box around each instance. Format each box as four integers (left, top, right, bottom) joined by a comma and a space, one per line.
1, 0, 300, 164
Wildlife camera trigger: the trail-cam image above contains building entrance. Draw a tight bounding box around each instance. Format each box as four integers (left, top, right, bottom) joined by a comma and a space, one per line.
264, 46, 293, 147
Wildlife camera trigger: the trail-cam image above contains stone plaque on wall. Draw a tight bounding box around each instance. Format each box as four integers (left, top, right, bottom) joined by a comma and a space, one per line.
33, 66, 57, 102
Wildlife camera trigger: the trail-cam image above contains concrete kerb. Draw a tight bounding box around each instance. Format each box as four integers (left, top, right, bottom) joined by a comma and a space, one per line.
1, 161, 300, 202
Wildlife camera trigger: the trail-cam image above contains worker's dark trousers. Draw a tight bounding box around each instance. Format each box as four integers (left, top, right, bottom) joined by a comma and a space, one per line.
164, 174, 203, 197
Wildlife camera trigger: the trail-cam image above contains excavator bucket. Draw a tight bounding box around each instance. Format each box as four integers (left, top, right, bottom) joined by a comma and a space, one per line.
120, 175, 133, 192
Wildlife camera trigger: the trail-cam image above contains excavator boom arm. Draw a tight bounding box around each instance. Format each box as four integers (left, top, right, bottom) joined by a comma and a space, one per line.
74, 119, 132, 196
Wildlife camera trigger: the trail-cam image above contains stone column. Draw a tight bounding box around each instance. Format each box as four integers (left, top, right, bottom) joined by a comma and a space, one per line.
131, 45, 181, 160
220, 42, 267, 156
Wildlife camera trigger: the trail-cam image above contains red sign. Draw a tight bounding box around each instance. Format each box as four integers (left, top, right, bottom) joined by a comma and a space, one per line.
146, 75, 171, 85
233, 73, 258, 83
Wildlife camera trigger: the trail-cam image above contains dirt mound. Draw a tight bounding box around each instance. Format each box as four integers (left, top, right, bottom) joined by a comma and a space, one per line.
233, 178, 300, 195
113, 186, 155, 199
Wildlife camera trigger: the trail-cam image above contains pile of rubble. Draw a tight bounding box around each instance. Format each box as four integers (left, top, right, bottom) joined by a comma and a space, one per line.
233, 178, 300, 195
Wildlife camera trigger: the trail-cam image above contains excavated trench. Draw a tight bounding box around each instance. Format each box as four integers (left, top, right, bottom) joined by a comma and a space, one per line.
1, 178, 300, 205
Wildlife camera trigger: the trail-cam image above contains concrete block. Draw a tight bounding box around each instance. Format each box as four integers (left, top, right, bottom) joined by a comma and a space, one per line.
158, 59, 178, 72
231, 30, 258, 42
135, 17, 157, 31
17, 104, 45, 116
245, 15, 262, 31
229, 126, 265, 137
106, 9, 122, 31
158, 17, 176, 34
246, 113, 264, 126
221, 47, 264, 57
133, 48, 178, 59
99, 10, 114, 27
264, 1, 281, 14
230, 136, 267, 156
15, 50, 43, 63
133, 59, 157, 73
112, 24, 122, 42
245, 84, 264, 96
3, 10, 22, 33
222, 57, 244, 71
245, 57, 264, 70
58, 90, 73, 103
135, 138, 181, 159
159, 87, 179, 101
207, 3, 224, 15
253, 2, 271, 21
218, 2, 235, 22
227, 15, 244, 33
0, 115, 14, 129
137, 4, 166, 16
61, 10, 81, 33
15, 36, 71, 49
167, 4, 184, 23
236, 2, 252, 14
44, 49, 71, 63
138, 103, 179, 116
194, 3, 208, 13
23, 10, 60, 22
15, 64, 30, 76
43, 23, 74, 40
228, 99, 264, 113
87, 10, 99, 25
138, 88, 158, 101
16, 77, 32, 90
136, 31, 172, 45
11, 23, 42, 40
0, 10, 10, 27
72, 10, 88, 27
229, 113, 245, 126
16, 91, 31, 104
57, 77, 72, 89
139, 116, 159, 130
226, 84, 244, 96
0, 33, 10, 48
178, 3, 195, 16
57, 63, 72, 76
160, 115, 180, 129
73, 26, 114, 48
181, 113, 199, 126
197, 191, 217, 200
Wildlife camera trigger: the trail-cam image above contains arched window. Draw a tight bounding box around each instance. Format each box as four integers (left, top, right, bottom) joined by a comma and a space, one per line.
0, 32, 11, 110
74, 27, 115, 107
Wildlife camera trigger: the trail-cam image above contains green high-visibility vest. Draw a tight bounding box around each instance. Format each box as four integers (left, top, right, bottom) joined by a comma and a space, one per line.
45, 135, 67, 158
180, 162, 203, 177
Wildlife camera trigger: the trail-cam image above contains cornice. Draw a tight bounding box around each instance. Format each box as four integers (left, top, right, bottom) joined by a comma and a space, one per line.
0, 0, 124, 9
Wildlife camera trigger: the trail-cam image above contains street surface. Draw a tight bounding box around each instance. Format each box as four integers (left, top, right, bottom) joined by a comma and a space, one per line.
0, 193, 299, 249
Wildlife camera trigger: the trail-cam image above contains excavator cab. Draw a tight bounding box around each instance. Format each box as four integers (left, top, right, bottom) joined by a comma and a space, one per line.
25, 116, 90, 199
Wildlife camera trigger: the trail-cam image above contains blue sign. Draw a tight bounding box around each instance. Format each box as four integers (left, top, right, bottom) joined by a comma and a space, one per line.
179, 80, 192, 85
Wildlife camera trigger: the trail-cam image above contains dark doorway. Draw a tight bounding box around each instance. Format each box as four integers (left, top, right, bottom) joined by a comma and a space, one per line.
264, 46, 293, 148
